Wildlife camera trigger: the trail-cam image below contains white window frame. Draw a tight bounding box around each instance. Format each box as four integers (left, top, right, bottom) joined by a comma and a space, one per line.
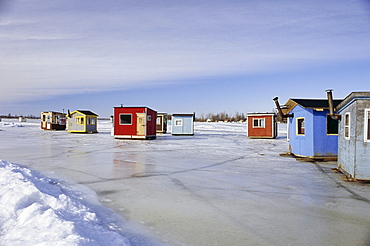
344, 112, 350, 140
175, 119, 182, 126
119, 114, 132, 125
253, 118, 265, 128
365, 109, 370, 142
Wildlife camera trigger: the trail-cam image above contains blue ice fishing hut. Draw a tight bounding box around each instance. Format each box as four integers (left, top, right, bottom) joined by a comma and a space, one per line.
332, 91, 370, 181
171, 113, 195, 136
274, 96, 342, 160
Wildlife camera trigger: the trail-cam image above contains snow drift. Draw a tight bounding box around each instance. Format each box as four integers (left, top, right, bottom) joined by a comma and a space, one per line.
0, 160, 130, 246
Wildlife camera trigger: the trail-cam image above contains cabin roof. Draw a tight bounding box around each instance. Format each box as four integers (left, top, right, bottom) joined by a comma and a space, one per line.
247, 112, 275, 116
291, 99, 342, 108
73, 110, 98, 116
282, 98, 342, 114
172, 113, 195, 116
335, 92, 370, 111
41, 111, 65, 114
113, 106, 156, 111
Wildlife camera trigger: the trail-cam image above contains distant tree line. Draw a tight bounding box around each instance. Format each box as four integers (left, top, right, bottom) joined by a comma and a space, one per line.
0, 114, 40, 119
195, 112, 247, 122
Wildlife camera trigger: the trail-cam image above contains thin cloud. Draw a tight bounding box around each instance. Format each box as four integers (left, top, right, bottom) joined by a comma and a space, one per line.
0, 0, 369, 104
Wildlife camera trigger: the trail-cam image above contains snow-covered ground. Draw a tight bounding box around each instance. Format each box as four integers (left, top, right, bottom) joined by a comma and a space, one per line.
1, 119, 370, 246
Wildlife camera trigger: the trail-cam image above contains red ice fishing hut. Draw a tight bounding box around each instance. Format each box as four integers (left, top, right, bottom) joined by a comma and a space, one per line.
113, 106, 157, 139
247, 113, 277, 139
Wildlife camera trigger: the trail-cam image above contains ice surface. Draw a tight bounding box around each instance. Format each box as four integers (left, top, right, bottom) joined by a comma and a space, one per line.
1, 119, 370, 246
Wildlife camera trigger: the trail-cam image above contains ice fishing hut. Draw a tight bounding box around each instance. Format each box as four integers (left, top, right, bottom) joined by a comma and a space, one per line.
113, 106, 157, 139
156, 113, 168, 134
41, 111, 66, 130
247, 113, 277, 139
67, 110, 98, 133
171, 113, 195, 136
273, 96, 342, 160
331, 91, 370, 180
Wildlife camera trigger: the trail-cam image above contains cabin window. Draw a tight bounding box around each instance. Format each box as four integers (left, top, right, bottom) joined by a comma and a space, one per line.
76, 117, 84, 125
156, 117, 161, 125
119, 114, 132, 125
175, 119, 182, 126
253, 118, 265, 128
344, 113, 350, 140
87, 117, 96, 125
147, 115, 152, 121
42, 115, 46, 121
365, 109, 370, 142
326, 115, 338, 135
296, 118, 305, 135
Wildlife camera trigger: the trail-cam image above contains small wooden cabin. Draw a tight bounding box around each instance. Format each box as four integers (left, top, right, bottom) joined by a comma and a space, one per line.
274, 97, 342, 159
41, 111, 66, 130
247, 113, 277, 139
156, 113, 168, 134
113, 106, 157, 139
335, 91, 370, 181
171, 113, 195, 136
67, 110, 98, 133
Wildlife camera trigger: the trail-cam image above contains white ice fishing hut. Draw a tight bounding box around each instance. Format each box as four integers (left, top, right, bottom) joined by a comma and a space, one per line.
334, 91, 370, 181
171, 113, 195, 135
41, 111, 67, 130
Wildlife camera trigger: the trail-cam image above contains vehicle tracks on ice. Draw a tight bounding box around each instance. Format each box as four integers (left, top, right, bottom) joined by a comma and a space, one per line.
314, 163, 370, 205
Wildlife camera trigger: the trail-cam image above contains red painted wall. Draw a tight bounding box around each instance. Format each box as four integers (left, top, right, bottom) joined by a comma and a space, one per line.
247, 115, 276, 138
146, 108, 157, 136
113, 107, 157, 137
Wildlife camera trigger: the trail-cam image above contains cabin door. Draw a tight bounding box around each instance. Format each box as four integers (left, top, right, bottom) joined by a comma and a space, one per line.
156, 115, 163, 131
46, 115, 51, 129
136, 113, 146, 136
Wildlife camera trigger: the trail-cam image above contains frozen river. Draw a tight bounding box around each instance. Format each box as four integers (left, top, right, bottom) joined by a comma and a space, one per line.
1, 119, 370, 245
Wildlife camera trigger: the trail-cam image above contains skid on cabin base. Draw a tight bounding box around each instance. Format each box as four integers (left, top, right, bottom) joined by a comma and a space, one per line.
113, 106, 157, 139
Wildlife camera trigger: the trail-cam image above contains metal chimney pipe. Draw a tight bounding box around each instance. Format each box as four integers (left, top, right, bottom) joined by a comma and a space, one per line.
273, 97, 284, 119
326, 89, 335, 116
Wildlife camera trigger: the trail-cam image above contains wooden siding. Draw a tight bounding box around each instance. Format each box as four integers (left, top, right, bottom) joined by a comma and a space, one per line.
247, 114, 277, 139
113, 107, 157, 139
337, 93, 370, 180
288, 104, 338, 157
171, 114, 195, 135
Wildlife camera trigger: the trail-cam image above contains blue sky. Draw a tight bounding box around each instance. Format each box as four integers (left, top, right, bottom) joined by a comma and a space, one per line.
1, 0, 369, 118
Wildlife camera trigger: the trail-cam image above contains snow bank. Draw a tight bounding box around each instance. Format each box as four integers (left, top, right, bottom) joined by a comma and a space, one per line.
0, 160, 130, 246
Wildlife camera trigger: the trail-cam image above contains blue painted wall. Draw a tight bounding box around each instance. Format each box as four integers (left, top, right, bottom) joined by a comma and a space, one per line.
172, 115, 194, 135
288, 105, 338, 157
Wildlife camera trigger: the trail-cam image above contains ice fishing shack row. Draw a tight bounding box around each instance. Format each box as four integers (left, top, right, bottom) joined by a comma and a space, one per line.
273, 90, 370, 181
40, 106, 195, 138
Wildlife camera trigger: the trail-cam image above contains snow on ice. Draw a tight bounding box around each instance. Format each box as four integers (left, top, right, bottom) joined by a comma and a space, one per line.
0, 160, 130, 246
